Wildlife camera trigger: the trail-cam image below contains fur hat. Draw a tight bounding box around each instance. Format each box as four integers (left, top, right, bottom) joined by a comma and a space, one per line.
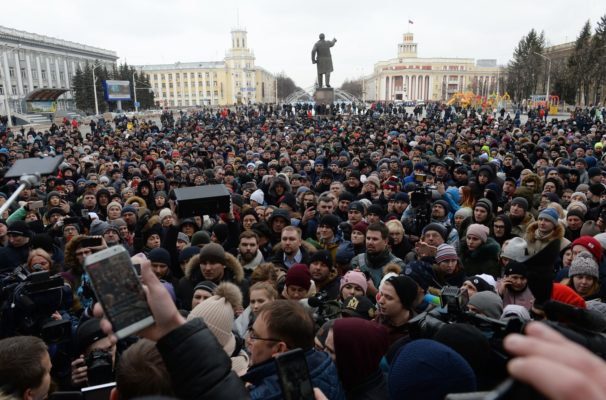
187, 282, 242, 356
569, 251, 599, 279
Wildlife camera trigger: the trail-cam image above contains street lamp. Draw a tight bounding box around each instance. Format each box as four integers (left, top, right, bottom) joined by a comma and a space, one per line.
91, 63, 103, 116
534, 51, 552, 108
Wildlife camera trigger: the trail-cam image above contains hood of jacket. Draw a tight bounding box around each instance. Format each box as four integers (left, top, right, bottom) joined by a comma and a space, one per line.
525, 220, 565, 243
184, 251, 245, 284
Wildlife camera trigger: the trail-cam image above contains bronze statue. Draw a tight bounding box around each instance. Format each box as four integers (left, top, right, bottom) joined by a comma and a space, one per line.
311, 33, 337, 88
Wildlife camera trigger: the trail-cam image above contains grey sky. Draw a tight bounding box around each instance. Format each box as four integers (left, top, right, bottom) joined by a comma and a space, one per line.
4, 0, 604, 88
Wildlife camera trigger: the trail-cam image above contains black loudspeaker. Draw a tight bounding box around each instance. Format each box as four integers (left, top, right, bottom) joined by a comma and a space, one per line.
173, 185, 231, 218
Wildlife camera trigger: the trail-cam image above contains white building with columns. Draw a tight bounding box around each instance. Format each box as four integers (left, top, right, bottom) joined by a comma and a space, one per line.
0, 25, 117, 115
364, 32, 503, 102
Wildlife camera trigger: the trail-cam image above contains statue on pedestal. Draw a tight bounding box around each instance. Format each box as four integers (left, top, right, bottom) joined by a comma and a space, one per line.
311, 33, 337, 88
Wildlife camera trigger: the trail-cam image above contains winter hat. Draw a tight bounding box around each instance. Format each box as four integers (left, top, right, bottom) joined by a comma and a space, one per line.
76, 318, 105, 353
388, 339, 476, 400
580, 221, 600, 237
107, 201, 122, 212
211, 224, 229, 243
422, 223, 447, 241
187, 282, 242, 356
594, 232, 606, 250
352, 221, 369, 235
158, 208, 173, 222
467, 291, 503, 319
501, 305, 531, 321
309, 250, 333, 269
569, 251, 599, 279
198, 243, 226, 265
572, 236, 602, 261
191, 230, 211, 246
319, 214, 340, 234
435, 243, 458, 263
475, 198, 493, 213
285, 264, 312, 291
88, 220, 109, 236
504, 261, 528, 277
567, 201, 588, 216
177, 232, 190, 244
367, 204, 386, 219
466, 224, 489, 243
6, 220, 32, 237
365, 175, 381, 188
193, 280, 218, 295
432, 199, 450, 213
250, 189, 264, 204
538, 208, 559, 226
501, 237, 528, 261
340, 295, 376, 320
121, 205, 137, 216
511, 197, 529, 211
179, 246, 200, 264
571, 192, 587, 203
385, 275, 419, 310
148, 248, 171, 266
154, 190, 168, 199
348, 201, 365, 213
567, 208, 586, 221
465, 276, 495, 293
340, 270, 368, 295
454, 207, 473, 220
551, 283, 586, 308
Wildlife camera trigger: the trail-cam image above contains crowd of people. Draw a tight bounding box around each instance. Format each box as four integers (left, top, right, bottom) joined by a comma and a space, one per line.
1, 101, 606, 399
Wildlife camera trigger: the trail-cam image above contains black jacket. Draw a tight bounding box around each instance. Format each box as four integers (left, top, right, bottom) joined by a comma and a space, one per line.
156, 318, 250, 400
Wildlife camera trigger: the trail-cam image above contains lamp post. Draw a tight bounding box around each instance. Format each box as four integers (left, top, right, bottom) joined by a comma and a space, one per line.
534, 51, 552, 107
133, 71, 138, 112
91, 63, 102, 116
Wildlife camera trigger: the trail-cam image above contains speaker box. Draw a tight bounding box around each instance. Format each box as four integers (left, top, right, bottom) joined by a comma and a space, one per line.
173, 184, 231, 218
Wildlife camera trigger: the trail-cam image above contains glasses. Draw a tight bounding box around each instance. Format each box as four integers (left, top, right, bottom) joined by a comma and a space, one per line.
247, 329, 281, 343
493, 224, 505, 229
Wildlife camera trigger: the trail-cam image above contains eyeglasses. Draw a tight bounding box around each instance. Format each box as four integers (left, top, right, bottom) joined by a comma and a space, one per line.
247, 329, 281, 343
493, 224, 505, 229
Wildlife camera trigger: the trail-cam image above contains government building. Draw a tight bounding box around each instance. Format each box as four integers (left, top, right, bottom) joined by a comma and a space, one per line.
364, 32, 503, 102
137, 29, 276, 107
0, 25, 117, 117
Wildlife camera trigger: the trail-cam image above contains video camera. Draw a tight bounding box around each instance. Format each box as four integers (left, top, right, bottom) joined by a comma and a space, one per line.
405, 175, 435, 237
307, 291, 342, 326
0, 266, 72, 344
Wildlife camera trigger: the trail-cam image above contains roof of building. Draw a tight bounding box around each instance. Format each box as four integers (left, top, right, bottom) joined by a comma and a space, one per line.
136, 61, 226, 71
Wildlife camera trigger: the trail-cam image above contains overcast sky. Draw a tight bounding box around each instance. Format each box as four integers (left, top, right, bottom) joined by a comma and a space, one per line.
4, 0, 604, 88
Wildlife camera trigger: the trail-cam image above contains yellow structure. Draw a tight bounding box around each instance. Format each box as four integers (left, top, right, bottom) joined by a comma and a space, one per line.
137, 29, 276, 107
364, 32, 504, 102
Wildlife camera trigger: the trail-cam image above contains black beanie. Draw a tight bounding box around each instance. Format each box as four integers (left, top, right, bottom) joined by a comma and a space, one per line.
309, 250, 333, 269
367, 204, 386, 219
386, 276, 419, 310
504, 261, 528, 277
319, 214, 340, 233
511, 197, 529, 211
199, 243, 226, 265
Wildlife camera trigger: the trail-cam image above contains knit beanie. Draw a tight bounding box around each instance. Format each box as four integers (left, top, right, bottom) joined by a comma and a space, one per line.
466, 224, 489, 243
475, 198, 493, 213
538, 208, 559, 226
467, 291, 503, 319
511, 197, 529, 211
580, 221, 601, 237
250, 189, 264, 204
432, 199, 450, 214
422, 223, 447, 241
285, 264, 312, 291
567, 208, 586, 221
89, 220, 109, 236
572, 236, 602, 261
179, 246, 201, 263
504, 261, 528, 277
187, 282, 242, 356
502, 305, 531, 321
199, 243, 226, 264
367, 204, 386, 219
501, 237, 528, 262
107, 201, 122, 212
435, 243, 458, 263
191, 230, 211, 246
352, 221, 369, 235
177, 232, 190, 244
319, 214, 340, 234
388, 339, 476, 400
309, 250, 333, 269
155, 190, 168, 199
551, 283, 586, 308
454, 207, 473, 220
148, 247, 171, 266
569, 251, 599, 279
385, 275, 419, 310
340, 270, 368, 295
193, 280, 218, 295
465, 275, 495, 293
567, 201, 588, 216
349, 201, 365, 213
158, 208, 173, 222
121, 205, 137, 216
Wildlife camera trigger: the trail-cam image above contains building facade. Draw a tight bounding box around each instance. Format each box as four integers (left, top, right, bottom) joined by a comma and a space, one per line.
137, 29, 276, 107
0, 25, 117, 115
364, 33, 503, 102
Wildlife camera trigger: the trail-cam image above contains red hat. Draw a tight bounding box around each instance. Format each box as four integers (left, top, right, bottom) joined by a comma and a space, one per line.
551, 283, 586, 309
571, 236, 602, 261
285, 264, 312, 291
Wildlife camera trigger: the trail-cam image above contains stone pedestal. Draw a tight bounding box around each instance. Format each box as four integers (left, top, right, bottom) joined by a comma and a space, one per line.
313, 88, 335, 105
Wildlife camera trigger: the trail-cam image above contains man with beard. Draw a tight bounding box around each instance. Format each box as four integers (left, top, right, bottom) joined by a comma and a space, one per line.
508, 197, 535, 238
429, 200, 459, 249
237, 230, 264, 281
271, 226, 315, 271
308, 250, 341, 300
351, 222, 406, 296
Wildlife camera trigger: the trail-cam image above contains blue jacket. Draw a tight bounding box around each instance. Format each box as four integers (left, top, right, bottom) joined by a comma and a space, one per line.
243, 349, 346, 400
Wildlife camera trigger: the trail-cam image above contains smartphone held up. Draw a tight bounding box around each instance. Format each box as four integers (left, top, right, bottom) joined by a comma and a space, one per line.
84, 246, 153, 339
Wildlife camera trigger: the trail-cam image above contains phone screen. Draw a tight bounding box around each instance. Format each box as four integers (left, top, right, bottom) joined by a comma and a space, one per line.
275, 349, 315, 400
80, 237, 103, 248
81, 382, 116, 400
84, 246, 153, 339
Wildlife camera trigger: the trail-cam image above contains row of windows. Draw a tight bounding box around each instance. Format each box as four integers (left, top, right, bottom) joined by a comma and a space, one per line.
159, 81, 219, 88
3, 67, 67, 82
158, 90, 220, 98
0, 84, 46, 95
152, 72, 217, 80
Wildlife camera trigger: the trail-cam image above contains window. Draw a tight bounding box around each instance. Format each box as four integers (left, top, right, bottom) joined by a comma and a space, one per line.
21, 68, 26, 79
190, 73, 194, 78
169, 83, 173, 88
168, 73, 172, 80
9, 67, 14, 78
23, 84, 28, 93
154, 74, 158, 80
198, 73, 202, 78
161, 83, 166, 88
41, 70, 46, 79
12, 85, 17, 95
205, 72, 210, 78
162, 92, 166, 97
0, 85, 3, 95
60, 71, 65, 81
206, 91, 211, 97
32, 69, 37, 79
213, 81, 217, 87
214, 90, 218, 96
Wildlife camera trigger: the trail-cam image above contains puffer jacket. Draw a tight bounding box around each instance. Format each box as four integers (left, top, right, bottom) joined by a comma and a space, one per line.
459, 237, 501, 279
524, 221, 570, 256
242, 349, 346, 400
156, 318, 250, 400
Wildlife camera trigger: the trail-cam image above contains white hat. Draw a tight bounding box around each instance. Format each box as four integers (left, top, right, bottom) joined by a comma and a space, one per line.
501, 237, 528, 262
251, 189, 264, 205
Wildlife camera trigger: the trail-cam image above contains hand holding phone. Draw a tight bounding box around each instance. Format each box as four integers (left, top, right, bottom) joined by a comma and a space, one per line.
275, 349, 315, 400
